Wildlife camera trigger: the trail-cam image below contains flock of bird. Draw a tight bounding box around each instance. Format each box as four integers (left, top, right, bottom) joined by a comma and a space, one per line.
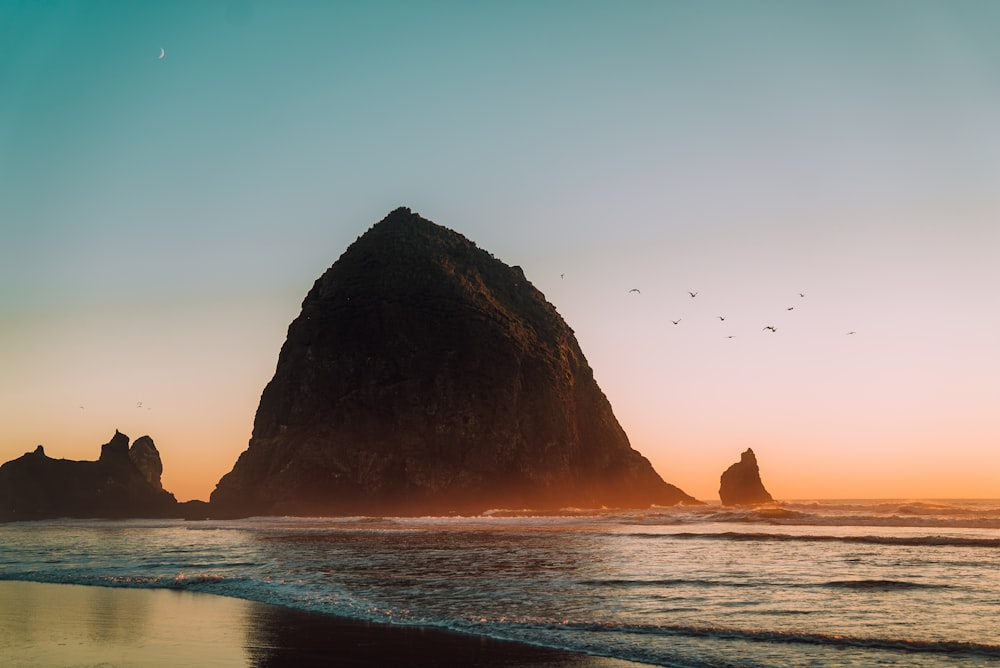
625, 288, 857, 337
78, 401, 151, 411
557, 272, 856, 337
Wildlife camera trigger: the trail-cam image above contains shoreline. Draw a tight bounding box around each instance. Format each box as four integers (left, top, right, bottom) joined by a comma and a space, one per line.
0, 580, 645, 667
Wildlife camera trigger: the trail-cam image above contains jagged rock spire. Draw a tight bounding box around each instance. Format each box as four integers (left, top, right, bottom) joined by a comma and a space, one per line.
719, 448, 774, 506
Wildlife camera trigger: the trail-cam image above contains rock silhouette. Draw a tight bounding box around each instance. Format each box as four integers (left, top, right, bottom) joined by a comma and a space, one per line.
211, 207, 698, 516
128, 435, 164, 490
719, 448, 774, 506
0, 431, 180, 521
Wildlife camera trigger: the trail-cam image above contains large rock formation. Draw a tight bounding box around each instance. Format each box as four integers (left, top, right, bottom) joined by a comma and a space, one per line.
0, 431, 181, 521
212, 207, 698, 516
719, 448, 774, 506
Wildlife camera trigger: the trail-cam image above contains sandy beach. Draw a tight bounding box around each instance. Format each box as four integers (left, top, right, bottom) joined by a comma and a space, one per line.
0, 581, 644, 667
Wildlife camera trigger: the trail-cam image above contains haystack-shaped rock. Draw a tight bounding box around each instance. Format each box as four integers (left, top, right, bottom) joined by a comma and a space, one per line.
719, 448, 774, 506
211, 208, 698, 516
0, 431, 179, 521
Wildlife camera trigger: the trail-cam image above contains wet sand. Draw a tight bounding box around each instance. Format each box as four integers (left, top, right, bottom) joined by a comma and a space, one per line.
0, 581, 645, 667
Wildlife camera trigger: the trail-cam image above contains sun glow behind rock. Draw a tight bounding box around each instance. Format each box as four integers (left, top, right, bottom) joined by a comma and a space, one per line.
2, 2, 1000, 502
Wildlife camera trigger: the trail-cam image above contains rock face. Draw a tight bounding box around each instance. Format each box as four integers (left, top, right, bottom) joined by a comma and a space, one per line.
0, 431, 180, 521
211, 207, 698, 516
719, 448, 774, 506
129, 435, 164, 490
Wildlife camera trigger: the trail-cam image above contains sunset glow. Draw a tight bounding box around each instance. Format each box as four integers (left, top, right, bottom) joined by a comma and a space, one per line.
2, 1, 999, 502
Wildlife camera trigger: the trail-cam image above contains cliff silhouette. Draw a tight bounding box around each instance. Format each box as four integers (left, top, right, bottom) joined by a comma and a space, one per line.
0, 431, 181, 521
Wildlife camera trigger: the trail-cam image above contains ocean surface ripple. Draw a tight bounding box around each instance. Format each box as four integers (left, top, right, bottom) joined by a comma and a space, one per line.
2, 499, 999, 667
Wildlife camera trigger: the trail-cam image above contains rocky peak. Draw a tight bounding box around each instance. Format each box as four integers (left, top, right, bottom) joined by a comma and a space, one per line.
211, 208, 699, 516
99, 430, 131, 465
129, 435, 164, 491
719, 448, 774, 506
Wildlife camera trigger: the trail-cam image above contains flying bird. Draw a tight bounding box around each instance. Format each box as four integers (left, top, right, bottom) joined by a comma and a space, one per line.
846, 331, 856, 335
671, 319, 681, 325
799, 293, 805, 297
629, 288, 640, 294
763, 326, 777, 333
158, 47, 165, 60
786, 307, 794, 311
718, 316, 725, 321
688, 291, 698, 298
726, 335, 736, 339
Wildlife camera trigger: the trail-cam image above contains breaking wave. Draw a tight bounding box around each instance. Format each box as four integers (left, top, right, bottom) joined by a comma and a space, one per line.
514, 620, 1000, 659
628, 531, 1000, 548
820, 579, 949, 591
631, 499, 1000, 530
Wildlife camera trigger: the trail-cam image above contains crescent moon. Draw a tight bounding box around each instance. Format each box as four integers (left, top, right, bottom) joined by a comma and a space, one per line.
158, 47, 165, 59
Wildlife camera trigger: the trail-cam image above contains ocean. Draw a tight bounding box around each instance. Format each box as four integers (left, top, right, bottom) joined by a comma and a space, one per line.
2, 500, 998, 667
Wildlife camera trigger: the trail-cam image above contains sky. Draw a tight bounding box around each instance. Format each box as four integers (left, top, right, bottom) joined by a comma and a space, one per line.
2, 0, 999, 503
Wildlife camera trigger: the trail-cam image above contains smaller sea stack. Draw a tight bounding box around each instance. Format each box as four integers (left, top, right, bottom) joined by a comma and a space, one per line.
0, 431, 181, 521
719, 448, 773, 506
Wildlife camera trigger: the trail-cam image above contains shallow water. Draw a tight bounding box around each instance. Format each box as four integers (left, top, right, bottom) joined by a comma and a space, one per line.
2, 500, 999, 667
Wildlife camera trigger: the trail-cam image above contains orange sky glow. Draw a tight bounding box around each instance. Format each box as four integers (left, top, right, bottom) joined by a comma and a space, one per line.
3, 2, 999, 503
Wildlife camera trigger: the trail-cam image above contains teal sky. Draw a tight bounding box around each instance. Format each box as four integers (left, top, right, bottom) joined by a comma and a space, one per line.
3, 1, 999, 501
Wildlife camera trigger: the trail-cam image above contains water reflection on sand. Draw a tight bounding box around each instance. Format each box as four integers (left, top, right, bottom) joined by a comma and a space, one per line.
0, 581, 251, 666
0, 581, 638, 667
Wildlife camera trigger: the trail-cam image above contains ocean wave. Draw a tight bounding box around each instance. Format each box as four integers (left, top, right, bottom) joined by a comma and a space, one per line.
575, 578, 756, 589
628, 531, 1000, 548
789, 500, 1000, 516
0, 570, 375, 627
4, 571, 996, 664
0, 571, 232, 591
626, 500, 1000, 530
176, 503, 1000, 532
514, 619, 1000, 659
820, 579, 947, 591
575, 577, 947, 593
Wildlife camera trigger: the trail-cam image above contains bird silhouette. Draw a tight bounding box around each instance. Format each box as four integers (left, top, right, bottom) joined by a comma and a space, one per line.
846, 331, 856, 335
718, 316, 725, 321
763, 326, 777, 333
799, 293, 805, 297
688, 291, 698, 298
671, 319, 681, 325
786, 307, 794, 311
629, 288, 640, 294
726, 335, 736, 339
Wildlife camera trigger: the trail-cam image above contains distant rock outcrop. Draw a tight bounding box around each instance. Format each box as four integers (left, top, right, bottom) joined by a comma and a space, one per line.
211, 207, 699, 516
0, 431, 180, 521
719, 448, 774, 506
129, 435, 164, 490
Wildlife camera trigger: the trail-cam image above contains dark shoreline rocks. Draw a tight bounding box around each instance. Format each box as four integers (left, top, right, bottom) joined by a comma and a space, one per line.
0, 431, 183, 522
211, 207, 699, 517
719, 448, 774, 506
